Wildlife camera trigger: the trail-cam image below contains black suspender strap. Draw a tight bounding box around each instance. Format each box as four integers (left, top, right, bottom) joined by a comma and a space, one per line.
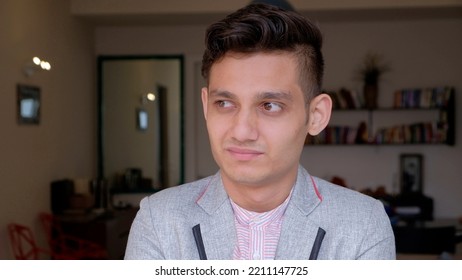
193, 225, 325, 260
309, 227, 326, 260
192, 224, 208, 260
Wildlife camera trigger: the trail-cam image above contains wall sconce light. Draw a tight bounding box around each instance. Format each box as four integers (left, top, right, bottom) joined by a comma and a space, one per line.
137, 92, 156, 131
140, 92, 156, 105
23, 56, 52, 77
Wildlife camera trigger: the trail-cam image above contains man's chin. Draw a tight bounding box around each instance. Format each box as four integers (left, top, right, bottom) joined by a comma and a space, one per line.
221, 167, 271, 187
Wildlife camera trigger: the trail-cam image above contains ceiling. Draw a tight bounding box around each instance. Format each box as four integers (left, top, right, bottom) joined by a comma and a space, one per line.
70, 0, 462, 26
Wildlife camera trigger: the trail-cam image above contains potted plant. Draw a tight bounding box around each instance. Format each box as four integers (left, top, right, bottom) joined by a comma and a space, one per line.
357, 52, 390, 109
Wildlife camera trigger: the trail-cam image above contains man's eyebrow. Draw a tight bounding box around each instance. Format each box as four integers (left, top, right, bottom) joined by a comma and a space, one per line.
257, 91, 293, 102
209, 89, 236, 99
208, 89, 293, 102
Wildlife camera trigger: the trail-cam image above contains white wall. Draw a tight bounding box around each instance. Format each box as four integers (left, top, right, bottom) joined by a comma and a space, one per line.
0, 0, 95, 259
96, 15, 462, 219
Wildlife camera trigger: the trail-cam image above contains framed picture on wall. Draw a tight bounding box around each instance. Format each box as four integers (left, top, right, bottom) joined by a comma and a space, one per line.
17, 84, 41, 125
400, 154, 423, 195
137, 108, 148, 131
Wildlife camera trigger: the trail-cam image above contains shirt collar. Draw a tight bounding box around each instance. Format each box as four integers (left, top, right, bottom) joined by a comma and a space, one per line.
230, 189, 293, 227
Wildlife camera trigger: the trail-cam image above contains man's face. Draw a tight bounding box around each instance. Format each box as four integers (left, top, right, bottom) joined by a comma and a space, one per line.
202, 51, 310, 188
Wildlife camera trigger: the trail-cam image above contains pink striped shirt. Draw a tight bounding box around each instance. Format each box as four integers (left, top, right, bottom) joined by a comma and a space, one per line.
230, 193, 292, 260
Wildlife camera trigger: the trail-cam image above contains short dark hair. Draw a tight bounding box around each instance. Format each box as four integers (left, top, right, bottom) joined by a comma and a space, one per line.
201, 3, 324, 100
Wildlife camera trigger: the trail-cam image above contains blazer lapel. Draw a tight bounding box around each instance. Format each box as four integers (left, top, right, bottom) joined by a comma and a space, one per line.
276, 210, 322, 259
193, 167, 325, 260
195, 172, 236, 259
275, 166, 324, 260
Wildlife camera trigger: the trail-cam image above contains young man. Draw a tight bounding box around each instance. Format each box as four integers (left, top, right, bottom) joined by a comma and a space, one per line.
125, 3, 395, 260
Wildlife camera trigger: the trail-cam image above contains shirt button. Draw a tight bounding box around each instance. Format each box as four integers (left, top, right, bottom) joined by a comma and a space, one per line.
253, 252, 261, 260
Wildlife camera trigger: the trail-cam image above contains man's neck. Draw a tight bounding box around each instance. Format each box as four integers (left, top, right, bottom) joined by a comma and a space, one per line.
222, 177, 296, 213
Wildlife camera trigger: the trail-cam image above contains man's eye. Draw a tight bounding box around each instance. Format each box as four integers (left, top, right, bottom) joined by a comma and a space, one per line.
262, 102, 282, 112
216, 100, 233, 108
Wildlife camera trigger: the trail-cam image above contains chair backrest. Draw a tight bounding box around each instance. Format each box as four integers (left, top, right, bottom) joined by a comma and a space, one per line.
7, 223, 48, 260
38, 212, 65, 252
38, 212, 107, 259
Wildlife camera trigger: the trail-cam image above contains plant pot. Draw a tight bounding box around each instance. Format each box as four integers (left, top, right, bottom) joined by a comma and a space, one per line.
364, 83, 378, 109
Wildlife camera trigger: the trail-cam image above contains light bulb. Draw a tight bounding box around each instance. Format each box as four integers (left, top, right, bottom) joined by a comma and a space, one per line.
42, 61, 51, 70
146, 93, 156, 101
33, 57, 41, 65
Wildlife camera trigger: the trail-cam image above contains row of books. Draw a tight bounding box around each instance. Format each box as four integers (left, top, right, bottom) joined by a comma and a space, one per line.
306, 121, 448, 145
306, 123, 368, 145
393, 86, 454, 109
327, 88, 363, 109
326, 86, 454, 110
374, 121, 448, 144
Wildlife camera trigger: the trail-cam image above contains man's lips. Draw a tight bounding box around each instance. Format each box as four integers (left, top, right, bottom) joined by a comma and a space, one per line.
226, 147, 263, 161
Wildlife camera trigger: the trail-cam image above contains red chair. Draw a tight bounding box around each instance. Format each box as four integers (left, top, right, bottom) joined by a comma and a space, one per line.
39, 212, 107, 259
8, 223, 52, 260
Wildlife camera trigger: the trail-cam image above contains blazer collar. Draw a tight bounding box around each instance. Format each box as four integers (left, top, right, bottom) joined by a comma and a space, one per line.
195, 172, 236, 259
275, 166, 324, 259
288, 166, 323, 216
196, 166, 321, 216
196, 172, 229, 215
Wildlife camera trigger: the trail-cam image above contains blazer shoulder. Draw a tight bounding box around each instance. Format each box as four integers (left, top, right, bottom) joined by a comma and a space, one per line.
142, 176, 213, 212
311, 176, 387, 224
315, 177, 378, 207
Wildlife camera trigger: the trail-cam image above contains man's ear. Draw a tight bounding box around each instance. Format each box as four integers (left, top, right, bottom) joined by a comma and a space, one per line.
307, 93, 332, 136
201, 87, 209, 121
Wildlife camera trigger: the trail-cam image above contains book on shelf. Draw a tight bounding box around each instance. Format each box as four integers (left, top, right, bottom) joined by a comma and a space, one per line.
374, 121, 447, 144
307, 123, 363, 145
307, 120, 448, 145
326, 88, 363, 109
394, 86, 454, 109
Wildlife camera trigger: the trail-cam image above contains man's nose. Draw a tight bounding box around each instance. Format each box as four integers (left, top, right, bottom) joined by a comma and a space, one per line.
231, 108, 258, 142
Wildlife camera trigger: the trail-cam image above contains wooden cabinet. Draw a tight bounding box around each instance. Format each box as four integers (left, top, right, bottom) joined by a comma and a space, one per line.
393, 218, 461, 255
58, 208, 138, 259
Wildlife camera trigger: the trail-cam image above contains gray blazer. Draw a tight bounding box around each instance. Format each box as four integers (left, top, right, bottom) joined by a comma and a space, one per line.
125, 166, 395, 259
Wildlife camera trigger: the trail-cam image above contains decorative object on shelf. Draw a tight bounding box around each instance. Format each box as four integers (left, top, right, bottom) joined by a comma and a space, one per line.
356, 52, 390, 109
17, 84, 40, 125
400, 154, 423, 195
